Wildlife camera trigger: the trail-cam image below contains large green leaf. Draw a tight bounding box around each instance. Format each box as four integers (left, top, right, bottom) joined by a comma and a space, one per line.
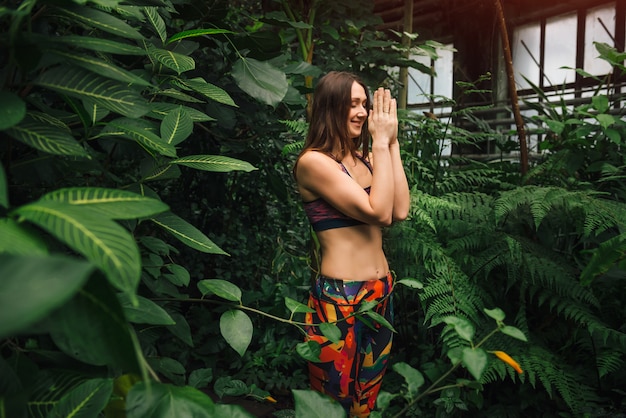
54, 5, 144, 40
292, 390, 345, 418
151, 211, 228, 254
220, 310, 253, 357
183, 77, 237, 107
41, 187, 169, 219
170, 155, 257, 172
5, 114, 89, 157
144, 7, 167, 44
126, 382, 253, 418
149, 102, 214, 122
48, 49, 152, 87
462, 347, 488, 381
0, 90, 26, 130
47, 378, 113, 418
156, 88, 205, 103
231, 57, 288, 108
392, 362, 425, 397
15, 200, 141, 296
161, 106, 193, 145
0, 253, 94, 339
167, 312, 193, 347
198, 279, 242, 302
118, 293, 175, 325
103, 117, 177, 157
166, 28, 234, 44
0, 218, 48, 255
35, 66, 149, 118
47, 275, 140, 372
27, 370, 89, 418
50, 35, 146, 55
148, 46, 195, 74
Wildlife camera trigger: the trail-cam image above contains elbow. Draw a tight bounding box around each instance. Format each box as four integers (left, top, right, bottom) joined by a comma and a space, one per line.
375, 212, 394, 227
393, 207, 410, 222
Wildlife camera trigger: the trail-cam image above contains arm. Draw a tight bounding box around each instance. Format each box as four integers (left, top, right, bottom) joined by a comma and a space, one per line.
369, 88, 409, 222
296, 88, 397, 226
389, 142, 410, 221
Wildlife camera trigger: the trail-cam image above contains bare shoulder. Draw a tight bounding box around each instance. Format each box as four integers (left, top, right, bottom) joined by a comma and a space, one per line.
298, 149, 333, 165
296, 150, 336, 177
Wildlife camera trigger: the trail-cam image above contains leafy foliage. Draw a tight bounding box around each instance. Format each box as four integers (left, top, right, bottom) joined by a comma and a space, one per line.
1, 1, 626, 417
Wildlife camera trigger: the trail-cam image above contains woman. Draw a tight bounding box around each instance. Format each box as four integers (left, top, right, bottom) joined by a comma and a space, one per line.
294, 71, 410, 417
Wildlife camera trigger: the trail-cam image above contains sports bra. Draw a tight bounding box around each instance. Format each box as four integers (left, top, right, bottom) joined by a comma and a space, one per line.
302, 154, 373, 232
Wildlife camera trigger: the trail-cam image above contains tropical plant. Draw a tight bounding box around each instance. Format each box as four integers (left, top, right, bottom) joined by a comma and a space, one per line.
0, 0, 291, 415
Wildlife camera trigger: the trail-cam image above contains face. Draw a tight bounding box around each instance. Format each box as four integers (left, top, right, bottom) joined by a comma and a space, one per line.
348, 81, 368, 139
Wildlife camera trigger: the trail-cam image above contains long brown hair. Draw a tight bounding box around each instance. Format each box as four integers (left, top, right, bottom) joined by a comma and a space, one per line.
293, 71, 370, 178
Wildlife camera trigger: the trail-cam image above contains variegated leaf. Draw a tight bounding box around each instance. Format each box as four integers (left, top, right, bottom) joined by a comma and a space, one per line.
41, 187, 169, 219
16, 201, 141, 295
149, 102, 214, 122
5, 114, 89, 157
55, 6, 144, 40
53, 35, 146, 55
184, 77, 237, 107
166, 28, 234, 44
35, 66, 149, 118
151, 211, 227, 255
148, 47, 195, 75
161, 106, 193, 145
144, 7, 167, 44
103, 118, 177, 157
170, 155, 256, 173
48, 49, 152, 87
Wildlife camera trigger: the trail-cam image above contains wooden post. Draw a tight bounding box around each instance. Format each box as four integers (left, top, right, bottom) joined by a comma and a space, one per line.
399, 0, 414, 110
494, 0, 529, 175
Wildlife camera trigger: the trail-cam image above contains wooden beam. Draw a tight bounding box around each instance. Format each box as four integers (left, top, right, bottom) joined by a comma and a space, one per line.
399, 0, 414, 109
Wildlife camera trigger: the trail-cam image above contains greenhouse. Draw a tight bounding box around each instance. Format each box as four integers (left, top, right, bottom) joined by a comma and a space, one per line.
1, 0, 625, 417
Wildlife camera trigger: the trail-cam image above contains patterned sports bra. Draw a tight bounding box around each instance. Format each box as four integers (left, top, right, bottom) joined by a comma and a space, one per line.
302, 154, 373, 232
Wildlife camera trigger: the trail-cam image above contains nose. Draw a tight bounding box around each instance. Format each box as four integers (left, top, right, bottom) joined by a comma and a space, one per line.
357, 105, 367, 117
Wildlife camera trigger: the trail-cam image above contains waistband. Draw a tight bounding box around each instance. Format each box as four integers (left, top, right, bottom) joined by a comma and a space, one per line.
311, 271, 394, 305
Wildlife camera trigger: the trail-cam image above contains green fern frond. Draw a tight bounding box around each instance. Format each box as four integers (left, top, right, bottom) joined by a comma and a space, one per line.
281, 140, 304, 156
494, 186, 625, 237
420, 266, 486, 326
279, 119, 308, 137
437, 168, 505, 194
596, 349, 625, 378
525, 347, 602, 412
520, 247, 599, 307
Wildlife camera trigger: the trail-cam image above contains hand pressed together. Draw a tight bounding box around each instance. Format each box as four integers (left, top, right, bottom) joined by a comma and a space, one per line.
368, 87, 398, 148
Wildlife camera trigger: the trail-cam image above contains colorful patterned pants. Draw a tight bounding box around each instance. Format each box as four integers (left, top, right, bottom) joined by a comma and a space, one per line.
305, 272, 394, 417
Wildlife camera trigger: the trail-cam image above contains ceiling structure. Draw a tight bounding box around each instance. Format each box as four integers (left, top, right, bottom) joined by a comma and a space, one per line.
372, 0, 618, 41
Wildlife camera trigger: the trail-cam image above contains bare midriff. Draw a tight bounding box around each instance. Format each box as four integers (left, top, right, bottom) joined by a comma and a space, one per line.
315, 224, 389, 281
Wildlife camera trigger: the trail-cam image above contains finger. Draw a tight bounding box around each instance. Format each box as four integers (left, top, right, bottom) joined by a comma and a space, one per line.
383, 89, 392, 114
390, 98, 397, 119
375, 88, 384, 114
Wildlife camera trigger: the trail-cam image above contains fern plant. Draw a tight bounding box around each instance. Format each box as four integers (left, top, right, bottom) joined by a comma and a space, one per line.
385, 98, 626, 415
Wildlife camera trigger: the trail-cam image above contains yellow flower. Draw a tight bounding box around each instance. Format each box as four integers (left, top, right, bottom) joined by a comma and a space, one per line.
265, 396, 277, 403
493, 350, 523, 374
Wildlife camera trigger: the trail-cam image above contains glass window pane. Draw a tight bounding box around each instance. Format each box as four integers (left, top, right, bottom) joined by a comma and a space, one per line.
584, 3, 615, 76
407, 44, 454, 105
513, 23, 541, 89
544, 12, 577, 86
433, 46, 454, 99
407, 55, 432, 105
